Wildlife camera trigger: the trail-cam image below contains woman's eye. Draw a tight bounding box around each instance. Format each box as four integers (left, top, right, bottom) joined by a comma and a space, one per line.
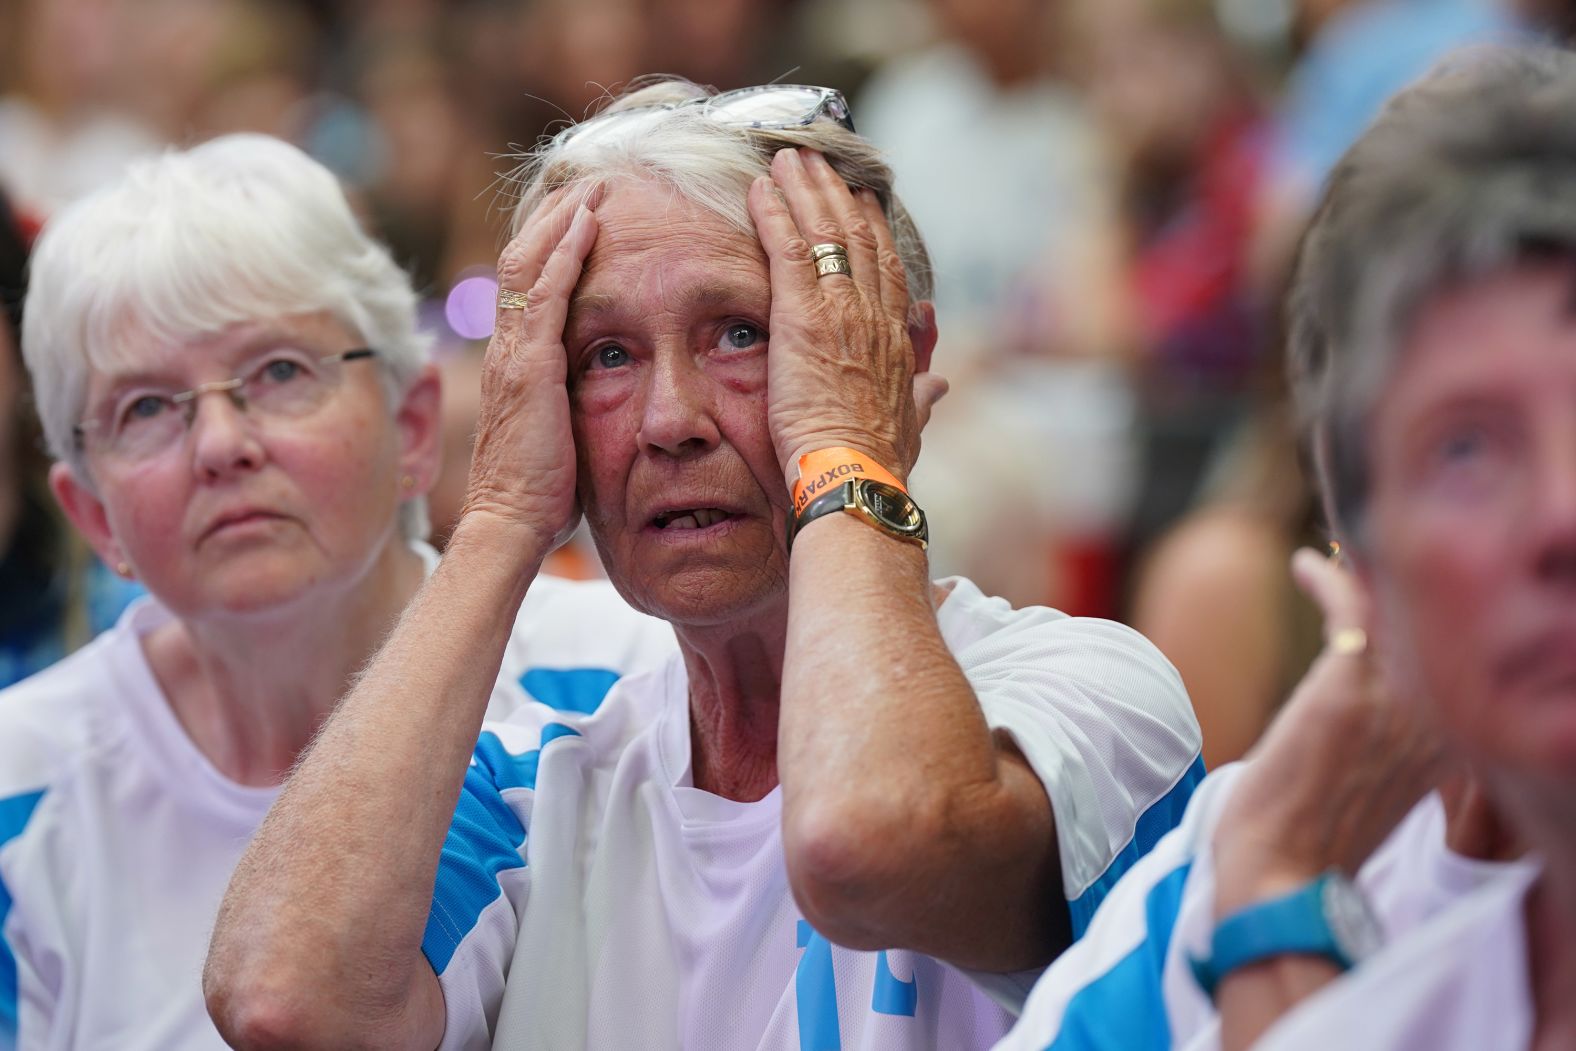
594, 344, 630, 370
258, 358, 306, 384
719, 323, 764, 352
122, 395, 170, 424
1439, 430, 1485, 462
1435, 424, 1495, 467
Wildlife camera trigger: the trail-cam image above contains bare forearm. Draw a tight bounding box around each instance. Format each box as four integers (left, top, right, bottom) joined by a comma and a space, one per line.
779, 514, 1060, 969
1217, 956, 1344, 1051
206, 516, 548, 1048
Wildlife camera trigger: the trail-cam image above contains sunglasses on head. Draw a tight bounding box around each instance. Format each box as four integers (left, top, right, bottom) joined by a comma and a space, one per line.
552, 84, 855, 150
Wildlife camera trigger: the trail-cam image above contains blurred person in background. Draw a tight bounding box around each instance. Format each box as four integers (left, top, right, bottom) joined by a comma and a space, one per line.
352, 36, 498, 295
857, 0, 1134, 616
1089, 0, 1312, 763
1130, 365, 1323, 768
0, 191, 141, 688
206, 78, 1200, 1050
1251, 0, 1530, 286
1076, 0, 1274, 552
857, 0, 1122, 368
0, 134, 673, 1050
0, 0, 162, 216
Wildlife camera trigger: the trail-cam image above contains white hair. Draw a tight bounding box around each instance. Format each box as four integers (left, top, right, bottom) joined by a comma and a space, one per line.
504, 79, 934, 309
22, 133, 432, 539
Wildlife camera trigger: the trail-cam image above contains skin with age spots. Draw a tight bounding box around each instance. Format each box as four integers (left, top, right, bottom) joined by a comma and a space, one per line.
566, 181, 791, 629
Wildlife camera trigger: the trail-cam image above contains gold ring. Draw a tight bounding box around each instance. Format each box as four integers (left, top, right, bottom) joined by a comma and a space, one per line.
1329, 626, 1368, 657
815, 254, 852, 279
497, 287, 531, 310
811, 243, 848, 261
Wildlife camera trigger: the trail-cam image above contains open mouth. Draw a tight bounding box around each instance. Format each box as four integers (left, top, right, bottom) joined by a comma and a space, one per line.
651, 507, 735, 531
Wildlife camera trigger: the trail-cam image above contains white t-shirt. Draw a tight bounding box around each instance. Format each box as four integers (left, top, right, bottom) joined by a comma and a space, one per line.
426, 578, 1204, 1050
0, 564, 676, 1051
1255, 862, 1541, 1051
991, 763, 1524, 1051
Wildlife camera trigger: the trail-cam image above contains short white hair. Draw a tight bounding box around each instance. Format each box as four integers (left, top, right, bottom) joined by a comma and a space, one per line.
22, 133, 431, 539
505, 79, 934, 309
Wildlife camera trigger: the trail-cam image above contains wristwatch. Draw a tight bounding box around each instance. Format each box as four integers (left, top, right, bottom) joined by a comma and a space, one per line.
788, 477, 928, 552
1189, 870, 1382, 1000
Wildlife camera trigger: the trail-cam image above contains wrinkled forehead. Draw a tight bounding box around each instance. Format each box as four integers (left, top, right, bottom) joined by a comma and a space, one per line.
572, 180, 769, 304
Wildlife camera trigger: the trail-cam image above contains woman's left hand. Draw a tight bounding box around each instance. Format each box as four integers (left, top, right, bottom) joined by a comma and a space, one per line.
747, 148, 946, 487
1212, 548, 1448, 915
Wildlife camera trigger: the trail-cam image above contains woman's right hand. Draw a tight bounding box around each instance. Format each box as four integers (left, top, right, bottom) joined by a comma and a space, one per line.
1212, 547, 1448, 916
460, 186, 602, 553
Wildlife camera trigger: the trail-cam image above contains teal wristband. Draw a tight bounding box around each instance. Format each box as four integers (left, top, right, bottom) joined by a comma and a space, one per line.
1189, 870, 1380, 1000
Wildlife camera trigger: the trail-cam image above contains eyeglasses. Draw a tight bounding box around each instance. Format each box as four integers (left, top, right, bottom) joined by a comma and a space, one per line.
75, 347, 379, 462
553, 84, 855, 150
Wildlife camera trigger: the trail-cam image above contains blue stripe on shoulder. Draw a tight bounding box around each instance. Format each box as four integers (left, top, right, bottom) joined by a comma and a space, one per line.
1, 790, 46, 1051
421, 727, 580, 974
1048, 860, 1192, 1051
519, 667, 621, 715
1068, 754, 1205, 939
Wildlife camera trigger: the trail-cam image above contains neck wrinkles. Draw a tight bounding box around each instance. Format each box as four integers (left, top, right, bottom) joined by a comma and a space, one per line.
144, 538, 425, 787
676, 605, 788, 803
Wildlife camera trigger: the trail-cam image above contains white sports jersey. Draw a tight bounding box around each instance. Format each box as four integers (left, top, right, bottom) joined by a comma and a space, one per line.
1254, 863, 1538, 1051
991, 763, 1524, 1051
426, 577, 1204, 1050
0, 558, 677, 1051
1251, 863, 1541, 1051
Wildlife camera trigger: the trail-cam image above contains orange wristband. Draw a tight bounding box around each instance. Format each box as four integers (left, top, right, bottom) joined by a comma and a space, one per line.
791, 447, 905, 516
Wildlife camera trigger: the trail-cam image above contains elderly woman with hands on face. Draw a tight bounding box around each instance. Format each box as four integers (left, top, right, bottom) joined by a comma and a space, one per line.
206, 80, 1200, 1051
0, 134, 675, 1051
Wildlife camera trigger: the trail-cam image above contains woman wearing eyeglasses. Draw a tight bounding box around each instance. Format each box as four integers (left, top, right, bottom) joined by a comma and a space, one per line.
0, 134, 676, 1050
206, 81, 1200, 1050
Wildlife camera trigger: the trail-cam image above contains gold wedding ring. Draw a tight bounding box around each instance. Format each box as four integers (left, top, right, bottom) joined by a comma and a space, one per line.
815, 254, 852, 278
1329, 626, 1369, 657
811, 242, 851, 279
497, 287, 531, 310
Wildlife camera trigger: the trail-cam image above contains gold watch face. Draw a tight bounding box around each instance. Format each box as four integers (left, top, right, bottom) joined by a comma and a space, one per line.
853, 479, 927, 540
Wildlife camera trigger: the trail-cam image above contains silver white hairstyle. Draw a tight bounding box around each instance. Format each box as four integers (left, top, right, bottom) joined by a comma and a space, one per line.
22, 132, 431, 539
1288, 44, 1576, 556
503, 79, 935, 311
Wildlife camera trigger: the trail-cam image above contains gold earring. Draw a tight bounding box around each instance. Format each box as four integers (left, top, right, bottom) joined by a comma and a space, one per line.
115, 561, 133, 578
400, 474, 416, 491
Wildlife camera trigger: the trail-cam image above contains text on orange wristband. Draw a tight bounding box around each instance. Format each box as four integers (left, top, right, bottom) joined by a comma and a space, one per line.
792, 447, 905, 516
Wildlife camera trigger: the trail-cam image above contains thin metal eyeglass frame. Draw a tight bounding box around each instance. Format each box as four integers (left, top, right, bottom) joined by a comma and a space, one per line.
73, 347, 380, 452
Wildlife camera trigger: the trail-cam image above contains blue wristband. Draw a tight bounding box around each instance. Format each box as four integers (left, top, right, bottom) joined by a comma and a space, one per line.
1189, 870, 1380, 1000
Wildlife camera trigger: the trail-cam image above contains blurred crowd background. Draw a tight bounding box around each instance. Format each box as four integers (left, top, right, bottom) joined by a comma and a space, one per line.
3, 0, 1569, 763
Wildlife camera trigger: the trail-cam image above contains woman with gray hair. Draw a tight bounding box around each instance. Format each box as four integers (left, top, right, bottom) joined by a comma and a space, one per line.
996, 44, 1576, 1051
205, 80, 1200, 1049
0, 133, 674, 1050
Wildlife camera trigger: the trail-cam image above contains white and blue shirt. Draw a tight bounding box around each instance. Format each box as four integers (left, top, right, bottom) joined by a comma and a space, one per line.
0, 564, 677, 1051
425, 578, 1203, 1050
991, 764, 1524, 1051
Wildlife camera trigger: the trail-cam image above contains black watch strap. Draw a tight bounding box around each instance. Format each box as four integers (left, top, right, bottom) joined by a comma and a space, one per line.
787, 478, 928, 552
787, 481, 854, 552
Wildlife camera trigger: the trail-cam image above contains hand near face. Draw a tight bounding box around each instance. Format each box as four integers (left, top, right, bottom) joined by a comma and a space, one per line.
747, 149, 946, 486
1212, 548, 1449, 915
462, 187, 601, 551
